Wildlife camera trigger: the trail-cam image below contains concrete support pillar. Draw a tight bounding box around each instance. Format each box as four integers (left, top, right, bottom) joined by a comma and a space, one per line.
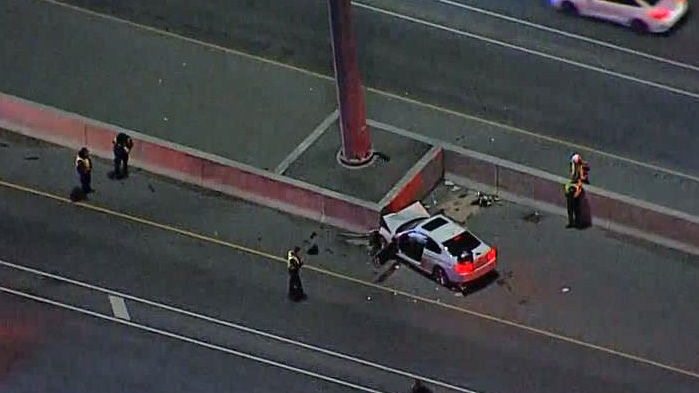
327, 0, 373, 166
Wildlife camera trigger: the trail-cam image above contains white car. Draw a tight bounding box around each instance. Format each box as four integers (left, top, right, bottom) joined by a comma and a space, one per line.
377, 202, 497, 291
550, 0, 688, 33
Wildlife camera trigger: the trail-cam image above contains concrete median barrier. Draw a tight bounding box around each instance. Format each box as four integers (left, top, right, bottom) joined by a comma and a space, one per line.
443, 144, 699, 255
380, 146, 444, 213
3, 91, 699, 254
0, 93, 380, 233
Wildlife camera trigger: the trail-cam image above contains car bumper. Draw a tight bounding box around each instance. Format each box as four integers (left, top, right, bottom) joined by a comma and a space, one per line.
452, 258, 496, 284
647, 3, 688, 32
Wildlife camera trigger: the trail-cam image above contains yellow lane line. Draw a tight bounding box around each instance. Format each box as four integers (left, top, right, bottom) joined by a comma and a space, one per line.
1, 177, 698, 380
38, 0, 699, 184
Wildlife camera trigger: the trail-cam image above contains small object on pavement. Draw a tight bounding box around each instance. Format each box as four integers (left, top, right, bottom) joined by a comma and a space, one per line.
561, 286, 571, 293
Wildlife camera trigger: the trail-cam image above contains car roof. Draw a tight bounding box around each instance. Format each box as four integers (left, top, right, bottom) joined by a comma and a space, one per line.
420, 215, 468, 243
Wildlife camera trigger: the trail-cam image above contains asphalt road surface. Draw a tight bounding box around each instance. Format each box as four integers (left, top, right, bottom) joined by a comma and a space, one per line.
1, 131, 698, 392
48, 0, 699, 175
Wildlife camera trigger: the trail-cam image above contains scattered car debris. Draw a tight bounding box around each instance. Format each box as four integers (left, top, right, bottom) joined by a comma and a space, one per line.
307, 244, 319, 255
373, 152, 391, 162
523, 211, 541, 223
444, 180, 455, 187
471, 192, 500, 207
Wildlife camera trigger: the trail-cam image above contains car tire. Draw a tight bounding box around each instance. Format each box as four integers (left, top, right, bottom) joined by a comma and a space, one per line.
433, 267, 450, 288
630, 19, 648, 34
560, 1, 578, 16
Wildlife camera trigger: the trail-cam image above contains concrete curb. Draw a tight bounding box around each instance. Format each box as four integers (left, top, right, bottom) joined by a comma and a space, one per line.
0, 93, 380, 233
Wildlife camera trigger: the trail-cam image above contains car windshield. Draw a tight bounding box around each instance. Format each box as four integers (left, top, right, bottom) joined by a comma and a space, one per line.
396, 217, 427, 233
442, 231, 481, 258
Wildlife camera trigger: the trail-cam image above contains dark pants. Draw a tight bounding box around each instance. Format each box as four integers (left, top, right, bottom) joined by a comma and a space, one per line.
288, 270, 304, 300
566, 192, 581, 226
114, 153, 129, 178
80, 173, 92, 194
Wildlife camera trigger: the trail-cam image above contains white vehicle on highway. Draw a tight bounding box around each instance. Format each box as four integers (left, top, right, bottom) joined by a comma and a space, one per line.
378, 202, 497, 291
550, 0, 688, 33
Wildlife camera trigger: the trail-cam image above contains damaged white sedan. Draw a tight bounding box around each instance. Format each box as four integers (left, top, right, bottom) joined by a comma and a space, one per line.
376, 202, 497, 291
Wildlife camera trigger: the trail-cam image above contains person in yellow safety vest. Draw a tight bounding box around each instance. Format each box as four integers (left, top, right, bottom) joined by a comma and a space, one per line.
75, 147, 94, 195
564, 179, 583, 229
287, 246, 306, 302
112, 132, 133, 179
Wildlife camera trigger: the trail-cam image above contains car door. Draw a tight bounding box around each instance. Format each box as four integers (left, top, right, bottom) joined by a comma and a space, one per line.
397, 232, 426, 267
422, 237, 444, 274
591, 0, 641, 23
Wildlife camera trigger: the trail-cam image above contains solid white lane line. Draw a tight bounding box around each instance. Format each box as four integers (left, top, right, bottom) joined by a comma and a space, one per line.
353, 2, 699, 100
434, 0, 699, 73
0, 258, 480, 393
108, 294, 131, 320
274, 110, 339, 174
0, 285, 390, 393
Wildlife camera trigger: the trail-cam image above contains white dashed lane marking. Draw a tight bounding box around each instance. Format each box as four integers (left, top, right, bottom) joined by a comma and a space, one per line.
108, 294, 131, 320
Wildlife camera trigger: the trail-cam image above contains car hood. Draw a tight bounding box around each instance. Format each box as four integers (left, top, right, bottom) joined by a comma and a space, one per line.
382, 202, 430, 233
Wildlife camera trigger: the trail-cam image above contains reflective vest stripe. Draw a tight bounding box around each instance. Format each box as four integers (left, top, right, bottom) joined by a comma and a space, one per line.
75, 156, 91, 172
287, 252, 301, 269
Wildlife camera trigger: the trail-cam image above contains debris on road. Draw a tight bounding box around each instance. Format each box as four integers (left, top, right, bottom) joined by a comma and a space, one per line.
523, 211, 542, 223
561, 286, 571, 293
307, 244, 319, 255
471, 192, 500, 208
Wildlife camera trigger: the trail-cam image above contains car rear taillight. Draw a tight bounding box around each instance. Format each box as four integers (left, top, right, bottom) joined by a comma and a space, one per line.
486, 247, 497, 262
647, 7, 671, 19
454, 262, 474, 275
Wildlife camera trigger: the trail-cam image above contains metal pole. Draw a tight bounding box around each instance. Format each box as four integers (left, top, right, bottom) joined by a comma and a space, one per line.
327, 0, 373, 167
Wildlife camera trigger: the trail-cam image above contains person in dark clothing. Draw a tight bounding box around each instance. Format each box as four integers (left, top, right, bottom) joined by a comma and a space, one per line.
565, 180, 583, 228
75, 147, 94, 195
287, 246, 306, 302
112, 132, 133, 179
410, 379, 433, 393
570, 153, 590, 184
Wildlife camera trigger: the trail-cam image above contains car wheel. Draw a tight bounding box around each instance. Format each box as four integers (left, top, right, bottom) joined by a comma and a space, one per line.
433, 267, 450, 287
630, 19, 648, 34
560, 1, 578, 16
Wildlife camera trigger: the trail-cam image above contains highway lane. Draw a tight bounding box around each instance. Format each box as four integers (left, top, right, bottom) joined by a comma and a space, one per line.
1, 187, 697, 393
429, 0, 699, 66
7, 0, 699, 177
0, 291, 361, 393
1, 132, 699, 392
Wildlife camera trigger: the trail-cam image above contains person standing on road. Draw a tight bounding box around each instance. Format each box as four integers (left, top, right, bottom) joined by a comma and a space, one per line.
112, 132, 133, 179
75, 147, 94, 195
565, 179, 583, 228
410, 379, 433, 393
570, 153, 589, 184
287, 246, 306, 302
